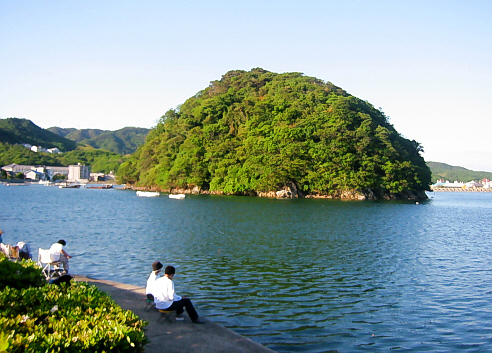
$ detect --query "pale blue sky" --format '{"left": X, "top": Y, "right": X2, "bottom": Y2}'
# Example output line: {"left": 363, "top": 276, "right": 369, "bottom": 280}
{"left": 1, "top": 1, "right": 491, "bottom": 173}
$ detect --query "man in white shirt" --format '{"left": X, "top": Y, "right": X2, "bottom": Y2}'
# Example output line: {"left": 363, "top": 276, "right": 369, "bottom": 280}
{"left": 49, "top": 239, "right": 71, "bottom": 274}
{"left": 153, "top": 265, "right": 205, "bottom": 324}
{"left": 146, "top": 261, "right": 163, "bottom": 299}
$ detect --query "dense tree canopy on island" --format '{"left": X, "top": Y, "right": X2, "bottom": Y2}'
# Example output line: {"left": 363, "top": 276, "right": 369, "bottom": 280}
{"left": 118, "top": 68, "right": 431, "bottom": 199}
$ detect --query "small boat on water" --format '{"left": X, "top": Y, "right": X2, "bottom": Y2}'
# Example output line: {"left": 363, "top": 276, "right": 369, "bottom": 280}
{"left": 169, "top": 194, "right": 185, "bottom": 199}
{"left": 59, "top": 183, "right": 81, "bottom": 189}
{"left": 86, "top": 184, "right": 113, "bottom": 189}
{"left": 136, "top": 191, "right": 160, "bottom": 197}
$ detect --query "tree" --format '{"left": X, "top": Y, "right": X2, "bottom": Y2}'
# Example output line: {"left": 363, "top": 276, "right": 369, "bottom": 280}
{"left": 116, "top": 68, "right": 431, "bottom": 198}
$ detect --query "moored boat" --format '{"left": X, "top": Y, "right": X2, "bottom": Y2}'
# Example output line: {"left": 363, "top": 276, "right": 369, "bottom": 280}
{"left": 86, "top": 184, "right": 113, "bottom": 189}
{"left": 136, "top": 191, "right": 160, "bottom": 197}
{"left": 169, "top": 194, "right": 185, "bottom": 199}
{"left": 59, "top": 183, "right": 81, "bottom": 189}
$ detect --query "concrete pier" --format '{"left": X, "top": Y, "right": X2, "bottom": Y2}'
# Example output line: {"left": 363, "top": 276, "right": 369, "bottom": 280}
{"left": 72, "top": 275, "right": 275, "bottom": 353}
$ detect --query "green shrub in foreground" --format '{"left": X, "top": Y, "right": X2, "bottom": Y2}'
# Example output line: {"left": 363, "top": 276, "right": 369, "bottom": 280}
{"left": 0, "top": 255, "right": 149, "bottom": 352}
{"left": 0, "top": 281, "right": 149, "bottom": 352}
{"left": 0, "top": 253, "right": 46, "bottom": 291}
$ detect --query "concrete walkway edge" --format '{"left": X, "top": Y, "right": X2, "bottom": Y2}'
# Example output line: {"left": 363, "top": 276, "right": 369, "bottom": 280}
{"left": 73, "top": 275, "right": 276, "bottom": 353}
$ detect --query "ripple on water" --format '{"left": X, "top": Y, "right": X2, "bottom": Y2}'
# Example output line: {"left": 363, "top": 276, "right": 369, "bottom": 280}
{"left": 3, "top": 189, "right": 492, "bottom": 352}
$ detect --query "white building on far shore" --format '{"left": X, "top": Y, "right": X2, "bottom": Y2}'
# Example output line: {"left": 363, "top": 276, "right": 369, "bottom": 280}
{"left": 432, "top": 180, "right": 465, "bottom": 188}
{"left": 68, "top": 164, "right": 90, "bottom": 182}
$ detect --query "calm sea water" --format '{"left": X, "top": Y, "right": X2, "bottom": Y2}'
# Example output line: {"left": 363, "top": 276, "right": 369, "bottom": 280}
{"left": 2, "top": 185, "right": 492, "bottom": 352}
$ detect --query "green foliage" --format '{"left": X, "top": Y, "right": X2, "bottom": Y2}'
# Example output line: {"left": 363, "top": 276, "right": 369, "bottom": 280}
{"left": 59, "top": 148, "right": 125, "bottom": 174}
{"left": 52, "top": 173, "right": 67, "bottom": 181}
{"left": 79, "top": 127, "right": 150, "bottom": 155}
{"left": 428, "top": 162, "right": 492, "bottom": 183}
{"left": 118, "top": 68, "right": 431, "bottom": 197}
{"left": 0, "top": 254, "right": 46, "bottom": 290}
{"left": 0, "top": 118, "right": 77, "bottom": 151}
{"left": 0, "top": 284, "right": 148, "bottom": 352}
{"left": 0, "top": 143, "right": 62, "bottom": 167}
{"left": 0, "top": 255, "right": 148, "bottom": 352}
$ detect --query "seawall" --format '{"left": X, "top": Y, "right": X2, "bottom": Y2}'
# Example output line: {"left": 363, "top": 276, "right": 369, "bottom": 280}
{"left": 72, "top": 275, "right": 275, "bottom": 353}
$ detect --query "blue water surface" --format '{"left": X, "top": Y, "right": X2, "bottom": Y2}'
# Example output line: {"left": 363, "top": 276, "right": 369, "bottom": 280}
{"left": 2, "top": 185, "right": 492, "bottom": 352}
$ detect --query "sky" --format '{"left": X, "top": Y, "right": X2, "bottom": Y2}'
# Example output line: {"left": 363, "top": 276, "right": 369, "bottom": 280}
{"left": 1, "top": 1, "right": 491, "bottom": 173}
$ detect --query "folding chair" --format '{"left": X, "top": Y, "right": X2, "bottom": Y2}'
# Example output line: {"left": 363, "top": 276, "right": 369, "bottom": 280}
{"left": 142, "top": 294, "right": 155, "bottom": 312}
{"left": 37, "top": 248, "right": 64, "bottom": 280}
{"left": 158, "top": 309, "right": 176, "bottom": 323}
{"left": 0, "top": 244, "right": 19, "bottom": 261}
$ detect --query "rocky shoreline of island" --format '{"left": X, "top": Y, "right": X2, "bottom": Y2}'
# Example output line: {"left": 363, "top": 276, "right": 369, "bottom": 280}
{"left": 129, "top": 184, "right": 428, "bottom": 201}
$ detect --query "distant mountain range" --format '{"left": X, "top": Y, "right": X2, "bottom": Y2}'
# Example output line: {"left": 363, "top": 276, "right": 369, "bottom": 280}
{"left": 0, "top": 118, "right": 149, "bottom": 155}
{"left": 47, "top": 126, "right": 150, "bottom": 155}
{"left": 427, "top": 162, "right": 492, "bottom": 183}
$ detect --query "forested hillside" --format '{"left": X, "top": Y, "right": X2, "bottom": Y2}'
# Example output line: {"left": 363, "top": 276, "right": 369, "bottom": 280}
{"left": 48, "top": 127, "right": 149, "bottom": 155}
{"left": 48, "top": 127, "right": 106, "bottom": 141}
{"left": 0, "top": 119, "right": 142, "bottom": 173}
{"left": 118, "top": 68, "right": 431, "bottom": 199}
{"left": 0, "top": 118, "right": 77, "bottom": 151}
{"left": 428, "top": 162, "right": 492, "bottom": 182}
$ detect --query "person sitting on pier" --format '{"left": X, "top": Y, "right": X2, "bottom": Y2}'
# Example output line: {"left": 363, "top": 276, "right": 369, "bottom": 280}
{"left": 153, "top": 265, "right": 205, "bottom": 324}
{"left": 146, "top": 261, "right": 163, "bottom": 300}
{"left": 49, "top": 239, "right": 72, "bottom": 274}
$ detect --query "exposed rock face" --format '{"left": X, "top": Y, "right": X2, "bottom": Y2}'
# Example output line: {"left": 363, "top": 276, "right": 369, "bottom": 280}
{"left": 131, "top": 184, "right": 427, "bottom": 201}
{"left": 258, "top": 181, "right": 301, "bottom": 199}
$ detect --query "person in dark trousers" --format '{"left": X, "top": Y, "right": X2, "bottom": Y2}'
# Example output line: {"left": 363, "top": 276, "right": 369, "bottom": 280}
{"left": 153, "top": 265, "right": 205, "bottom": 324}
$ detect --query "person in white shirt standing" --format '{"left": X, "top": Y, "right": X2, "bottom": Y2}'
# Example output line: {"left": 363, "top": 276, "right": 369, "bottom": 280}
{"left": 49, "top": 239, "right": 71, "bottom": 274}
{"left": 146, "top": 261, "right": 163, "bottom": 300}
{"left": 153, "top": 265, "right": 205, "bottom": 324}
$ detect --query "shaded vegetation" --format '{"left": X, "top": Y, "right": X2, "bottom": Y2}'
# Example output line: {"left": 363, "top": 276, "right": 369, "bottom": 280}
{"left": 118, "top": 68, "right": 431, "bottom": 198}
{"left": 0, "top": 143, "right": 62, "bottom": 166}
{"left": 0, "top": 118, "right": 77, "bottom": 151}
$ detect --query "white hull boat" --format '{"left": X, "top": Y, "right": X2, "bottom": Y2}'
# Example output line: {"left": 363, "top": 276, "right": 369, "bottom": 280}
{"left": 136, "top": 191, "right": 160, "bottom": 197}
{"left": 169, "top": 194, "right": 185, "bottom": 199}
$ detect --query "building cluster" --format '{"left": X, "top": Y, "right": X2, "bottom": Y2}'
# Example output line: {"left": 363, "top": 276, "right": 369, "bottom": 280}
{"left": 1, "top": 163, "right": 115, "bottom": 182}
{"left": 21, "top": 143, "right": 61, "bottom": 154}
{"left": 432, "top": 178, "right": 492, "bottom": 189}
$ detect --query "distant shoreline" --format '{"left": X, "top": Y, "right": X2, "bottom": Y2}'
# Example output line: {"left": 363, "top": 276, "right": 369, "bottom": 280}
{"left": 430, "top": 187, "right": 492, "bottom": 192}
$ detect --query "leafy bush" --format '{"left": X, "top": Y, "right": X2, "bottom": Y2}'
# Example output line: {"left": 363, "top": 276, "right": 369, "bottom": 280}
{"left": 0, "top": 253, "right": 46, "bottom": 290}
{"left": 0, "top": 255, "right": 149, "bottom": 352}
{"left": 0, "top": 283, "right": 148, "bottom": 352}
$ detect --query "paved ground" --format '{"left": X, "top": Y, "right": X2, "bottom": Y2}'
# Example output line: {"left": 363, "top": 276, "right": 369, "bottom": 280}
{"left": 72, "top": 275, "right": 276, "bottom": 353}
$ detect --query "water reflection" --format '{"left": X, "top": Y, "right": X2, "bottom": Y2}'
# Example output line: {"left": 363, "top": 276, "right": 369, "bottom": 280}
{"left": 2, "top": 187, "right": 492, "bottom": 352}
